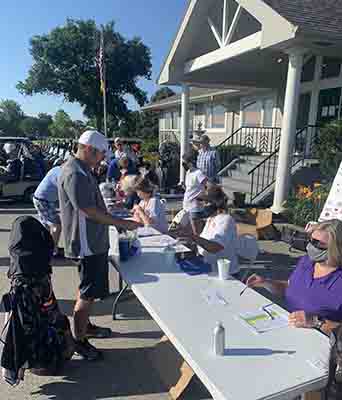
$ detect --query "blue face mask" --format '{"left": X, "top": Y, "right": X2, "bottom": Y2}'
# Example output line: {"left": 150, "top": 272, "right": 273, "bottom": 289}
{"left": 306, "top": 242, "right": 328, "bottom": 263}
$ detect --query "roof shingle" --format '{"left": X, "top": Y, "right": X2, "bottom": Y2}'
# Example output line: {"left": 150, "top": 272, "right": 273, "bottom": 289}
{"left": 264, "top": 0, "right": 342, "bottom": 39}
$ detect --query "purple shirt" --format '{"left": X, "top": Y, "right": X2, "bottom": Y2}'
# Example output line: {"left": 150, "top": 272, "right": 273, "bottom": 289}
{"left": 285, "top": 256, "right": 342, "bottom": 322}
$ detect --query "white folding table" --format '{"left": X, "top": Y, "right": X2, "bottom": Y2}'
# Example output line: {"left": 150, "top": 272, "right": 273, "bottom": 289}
{"left": 108, "top": 229, "right": 330, "bottom": 400}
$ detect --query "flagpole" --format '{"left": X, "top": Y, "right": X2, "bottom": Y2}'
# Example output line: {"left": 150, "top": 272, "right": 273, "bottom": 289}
{"left": 103, "top": 61, "right": 108, "bottom": 137}
{"left": 100, "top": 28, "right": 108, "bottom": 137}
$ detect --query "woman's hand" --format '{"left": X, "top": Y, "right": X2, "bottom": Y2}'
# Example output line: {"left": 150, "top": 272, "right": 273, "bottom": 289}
{"left": 288, "top": 311, "right": 315, "bottom": 328}
{"left": 246, "top": 274, "right": 267, "bottom": 288}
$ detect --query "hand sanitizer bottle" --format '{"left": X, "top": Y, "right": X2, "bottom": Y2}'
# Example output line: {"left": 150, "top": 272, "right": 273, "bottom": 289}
{"left": 213, "top": 322, "right": 225, "bottom": 356}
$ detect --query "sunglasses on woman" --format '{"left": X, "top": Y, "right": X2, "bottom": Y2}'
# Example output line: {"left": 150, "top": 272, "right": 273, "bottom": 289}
{"left": 309, "top": 238, "right": 328, "bottom": 251}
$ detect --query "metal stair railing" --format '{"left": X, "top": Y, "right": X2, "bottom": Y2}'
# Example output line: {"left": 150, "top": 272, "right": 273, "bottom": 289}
{"left": 248, "top": 125, "right": 320, "bottom": 203}
{"left": 216, "top": 126, "right": 282, "bottom": 176}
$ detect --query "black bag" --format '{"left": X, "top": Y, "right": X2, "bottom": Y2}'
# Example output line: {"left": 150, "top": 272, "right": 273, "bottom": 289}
{"left": 281, "top": 226, "right": 308, "bottom": 252}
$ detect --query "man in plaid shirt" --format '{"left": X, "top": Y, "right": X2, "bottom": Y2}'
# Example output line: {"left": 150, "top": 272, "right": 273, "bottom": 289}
{"left": 196, "top": 135, "right": 221, "bottom": 183}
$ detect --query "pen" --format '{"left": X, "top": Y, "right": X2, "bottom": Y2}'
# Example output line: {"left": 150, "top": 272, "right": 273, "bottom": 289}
{"left": 263, "top": 306, "right": 275, "bottom": 320}
{"left": 239, "top": 286, "right": 248, "bottom": 297}
{"left": 239, "top": 269, "right": 251, "bottom": 296}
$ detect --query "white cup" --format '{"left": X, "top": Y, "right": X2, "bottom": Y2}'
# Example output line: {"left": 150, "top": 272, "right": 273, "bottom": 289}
{"left": 217, "top": 259, "right": 231, "bottom": 280}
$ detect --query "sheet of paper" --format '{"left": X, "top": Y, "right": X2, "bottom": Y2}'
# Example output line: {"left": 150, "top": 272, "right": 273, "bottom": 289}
{"left": 140, "top": 235, "right": 191, "bottom": 253}
{"left": 239, "top": 306, "right": 288, "bottom": 334}
{"left": 137, "top": 226, "right": 161, "bottom": 237}
{"left": 201, "top": 286, "right": 228, "bottom": 306}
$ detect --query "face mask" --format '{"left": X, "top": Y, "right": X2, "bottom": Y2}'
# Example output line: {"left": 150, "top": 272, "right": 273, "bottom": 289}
{"left": 306, "top": 242, "right": 328, "bottom": 263}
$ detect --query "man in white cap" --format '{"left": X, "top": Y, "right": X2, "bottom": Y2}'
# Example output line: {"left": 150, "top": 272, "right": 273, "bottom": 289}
{"left": 58, "top": 130, "right": 140, "bottom": 361}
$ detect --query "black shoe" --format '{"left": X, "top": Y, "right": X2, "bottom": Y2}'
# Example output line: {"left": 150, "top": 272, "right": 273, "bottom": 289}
{"left": 86, "top": 323, "right": 112, "bottom": 339}
{"left": 74, "top": 339, "right": 103, "bottom": 361}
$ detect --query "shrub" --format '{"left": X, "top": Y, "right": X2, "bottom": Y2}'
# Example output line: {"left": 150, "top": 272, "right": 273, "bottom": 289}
{"left": 286, "top": 184, "right": 330, "bottom": 227}
{"left": 315, "top": 120, "right": 342, "bottom": 179}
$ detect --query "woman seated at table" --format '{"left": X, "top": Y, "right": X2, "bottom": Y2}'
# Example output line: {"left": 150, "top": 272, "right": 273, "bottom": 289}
{"left": 132, "top": 177, "right": 168, "bottom": 233}
{"left": 119, "top": 175, "right": 140, "bottom": 210}
{"left": 176, "top": 186, "right": 240, "bottom": 277}
{"left": 247, "top": 219, "right": 342, "bottom": 335}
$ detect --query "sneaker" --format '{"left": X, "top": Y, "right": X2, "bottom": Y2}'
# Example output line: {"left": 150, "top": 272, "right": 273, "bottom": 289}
{"left": 74, "top": 339, "right": 103, "bottom": 361}
{"left": 86, "top": 322, "right": 112, "bottom": 339}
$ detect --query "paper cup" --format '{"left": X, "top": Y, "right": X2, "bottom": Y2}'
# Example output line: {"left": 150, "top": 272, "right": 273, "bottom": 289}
{"left": 217, "top": 259, "right": 231, "bottom": 280}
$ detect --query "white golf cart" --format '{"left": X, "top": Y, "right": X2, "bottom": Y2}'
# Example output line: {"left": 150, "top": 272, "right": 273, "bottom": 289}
{"left": 0, "top": 137, "right": 42, "bottom": 203}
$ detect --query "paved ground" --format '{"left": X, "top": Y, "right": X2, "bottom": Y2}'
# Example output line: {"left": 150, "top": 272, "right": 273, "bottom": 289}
{"left": 0, "top": 207, "right": 305, "bottom": 400}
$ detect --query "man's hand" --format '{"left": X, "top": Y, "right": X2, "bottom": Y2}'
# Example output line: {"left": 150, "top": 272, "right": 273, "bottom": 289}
{"left": 246, "top": 274, "right": 267, "bottom": 288}
{"left": 288, "top": 311, "right": 315, "bottom": 328}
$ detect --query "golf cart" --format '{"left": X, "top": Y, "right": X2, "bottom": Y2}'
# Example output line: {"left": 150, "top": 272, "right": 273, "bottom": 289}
{"left": 0, "top": 137, "right": 42, "bottom": 203}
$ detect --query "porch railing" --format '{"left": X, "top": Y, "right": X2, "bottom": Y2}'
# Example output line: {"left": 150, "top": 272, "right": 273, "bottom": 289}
{"left": 159, "top": 130, "right": 181, "bottom": 145}
{"left": 248, "top": 125, "right": 320, "bottom": 203}
{"left": 216, "top": 126, "right": 282, "bottom": 175}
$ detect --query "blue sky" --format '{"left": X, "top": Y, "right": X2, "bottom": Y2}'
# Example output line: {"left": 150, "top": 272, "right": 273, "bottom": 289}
{"left": 0, "top": 0, "right": 186, "bottom": 120}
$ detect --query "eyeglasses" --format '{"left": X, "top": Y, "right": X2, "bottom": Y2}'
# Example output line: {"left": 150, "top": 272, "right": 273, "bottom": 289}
{"left": 309, "top": 238, "right": 328, "bottom": 251}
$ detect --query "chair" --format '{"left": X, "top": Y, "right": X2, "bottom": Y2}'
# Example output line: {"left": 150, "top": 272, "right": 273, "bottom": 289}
{"left": 237, "top": 234, "right": 259, "bottom": 279}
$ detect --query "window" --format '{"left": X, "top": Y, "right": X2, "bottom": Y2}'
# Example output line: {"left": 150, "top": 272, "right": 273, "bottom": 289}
{"left": 172, "top": 111, "right": 179, "bottom": 129}
{"left": 301, "top": 56, "right": 316, "bottom": 83}
{"left": 263, "top": 99, "right": 274, "bottom": 126}
{"left": 212, "top": 105, "right": 226, "bottom": 128}
{"left": 321, "top": 57, "right": 342, "bottom": 79}
{"left": 205, "top": 104, "right": 226, "bottom": 129}
{"left": 242, "top": 101, "right": 262, "bottom": 127}
{"left": 164, "top": 112, "right": 172, "bottom": 129}
{"left": 242, "top": 98, "right": 275, "bottom": 127}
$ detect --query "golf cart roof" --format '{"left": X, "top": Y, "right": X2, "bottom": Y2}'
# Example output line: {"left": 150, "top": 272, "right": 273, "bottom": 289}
{"left": 0, "top": 137, "right": 31, "bottom": 143}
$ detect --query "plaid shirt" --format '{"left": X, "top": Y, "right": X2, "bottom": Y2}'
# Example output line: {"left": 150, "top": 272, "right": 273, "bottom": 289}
{"left": 196, "top": 147, "right": 220, "bottom": 180}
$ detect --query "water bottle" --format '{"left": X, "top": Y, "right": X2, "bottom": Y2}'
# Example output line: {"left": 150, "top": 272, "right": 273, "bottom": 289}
{"left": 213, "top": 322, "right": 225, "bottom": 356}
{"left": 164, "top": 244, "right": 176, "bottom": 267}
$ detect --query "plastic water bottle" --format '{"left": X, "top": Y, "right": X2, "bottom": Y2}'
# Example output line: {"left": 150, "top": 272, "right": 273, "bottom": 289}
{"left": 213, "top": 322, "right": 225, "bottom": 356}
{"left": 164, "top": 244, "right": 176, "bottom": 267}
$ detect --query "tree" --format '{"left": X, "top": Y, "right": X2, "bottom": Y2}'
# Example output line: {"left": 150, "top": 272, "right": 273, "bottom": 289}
{"left": 17, "top": 19, "right": 152, "bottom": 130}
{"left": 315, "top": 120, "right": 342, "bottom": 179}
{"left": 20, "top": 116, "right": 41, "bottom": 137}
{"left": 37, "top": 113, "right": 53, "bottom": 137}
{"left": 0, "top": 100, "right": 25, "bottom": 136}
{"left": 150, "top": 87, "right": 175, "bottom": 103}
{"left": 49, "top": 110, "right": 76, "bottom": 138}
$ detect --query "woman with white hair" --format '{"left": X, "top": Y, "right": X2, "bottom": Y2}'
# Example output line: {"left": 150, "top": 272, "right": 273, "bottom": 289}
{"left": 247, "top": 219, "right": 342, "bottom": 335}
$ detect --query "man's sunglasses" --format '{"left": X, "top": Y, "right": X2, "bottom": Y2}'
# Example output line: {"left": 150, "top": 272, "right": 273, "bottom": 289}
{"left": 309, "top": 238, "right": 328, "bottom": 251}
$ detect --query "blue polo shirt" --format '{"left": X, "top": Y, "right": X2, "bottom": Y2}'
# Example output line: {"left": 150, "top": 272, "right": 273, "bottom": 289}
{"left": 285, "top": 255, "right": 342, "bottom": 322}
{"left": 34, "top": 166, "right": 61, "bottom": 203}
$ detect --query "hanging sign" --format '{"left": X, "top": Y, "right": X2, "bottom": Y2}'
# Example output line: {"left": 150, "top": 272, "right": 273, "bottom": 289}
{"left": 319, "top": 161, "right": 342, "bottom": 221}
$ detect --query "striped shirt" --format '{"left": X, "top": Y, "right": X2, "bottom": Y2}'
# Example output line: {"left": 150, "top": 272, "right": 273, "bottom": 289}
{"left": 196, "top": 147, "right": 220, "bottom": 181}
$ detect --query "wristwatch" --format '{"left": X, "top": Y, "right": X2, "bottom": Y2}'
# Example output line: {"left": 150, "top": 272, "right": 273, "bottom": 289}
{"left": 312, "top": 315, "right": 325, "bottom": 330}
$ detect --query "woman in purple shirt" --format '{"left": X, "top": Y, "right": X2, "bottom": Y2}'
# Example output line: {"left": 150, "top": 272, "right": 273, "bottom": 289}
{"left": 247, "top": 220, "right": 342, "bottom": 335}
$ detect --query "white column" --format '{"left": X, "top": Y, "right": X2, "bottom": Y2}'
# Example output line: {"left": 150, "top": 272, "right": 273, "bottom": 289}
{"left": 305, "top": 56, "right": 322, "bottom": 156}
{"left": 271, "top": 49, "right": 305, "bottom": 214}
{"left": 180, "top": 84, "right": 190, "bottom": 184}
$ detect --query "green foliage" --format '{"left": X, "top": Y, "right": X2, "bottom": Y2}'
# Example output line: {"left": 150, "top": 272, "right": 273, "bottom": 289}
{"left": 286, "top": 185, "right": 330, "bottom": 227}
{"left": 20, "top": 113, "right": 53, "bottom": 138}
{"left": 17, "top": 19, "right": 152, "bottom": 129}
{"left": 0, "top": 99, "right": 25, "bottom": 136}
{"left": 150, "top": 87, "right": 175, "bottom": 103}
{"left": 49, "top": 110, "right": 76, "bottom": 138}
{"left": 141, "top": 137, "right": 159, "bottom": 154}
{"left": 315, "top": 120, "right": 342, "bottom": 179}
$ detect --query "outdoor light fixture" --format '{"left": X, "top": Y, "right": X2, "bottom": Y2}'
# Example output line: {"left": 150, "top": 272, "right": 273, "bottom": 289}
{"left": 277, "top": 58, "right": 283, "bottom": 64}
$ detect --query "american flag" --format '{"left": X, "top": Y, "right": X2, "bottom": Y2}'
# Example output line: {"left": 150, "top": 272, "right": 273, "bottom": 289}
{"left": 97, "top": 29, "right": 106, "bottom": 94}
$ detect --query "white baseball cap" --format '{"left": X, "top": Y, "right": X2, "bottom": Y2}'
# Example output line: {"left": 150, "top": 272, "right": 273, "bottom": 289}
{"left": 78, "top": 130, "right": 108, "bottom": 153}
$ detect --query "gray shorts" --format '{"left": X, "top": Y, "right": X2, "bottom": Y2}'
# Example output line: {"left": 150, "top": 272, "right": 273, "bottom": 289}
{"left": 76, "top": 253, "right": 109, "bottom": 300}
